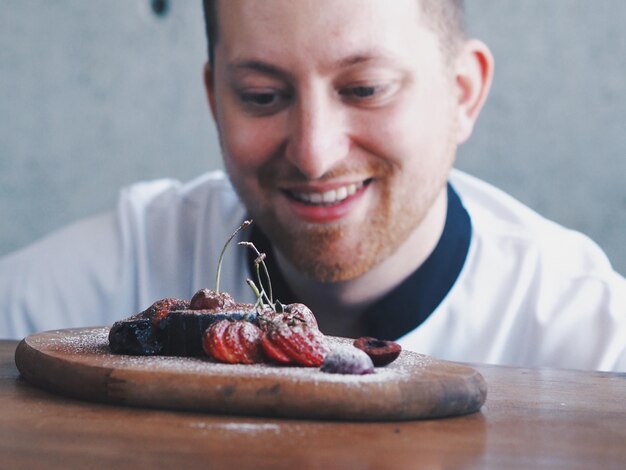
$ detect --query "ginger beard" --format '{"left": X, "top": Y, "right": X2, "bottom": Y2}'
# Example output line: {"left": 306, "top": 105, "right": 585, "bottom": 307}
{"left": 223, "top": 133, "right": 458, "bottom": 283}
{"left": 260, "top": 159, "right": 397, "bottom": 283}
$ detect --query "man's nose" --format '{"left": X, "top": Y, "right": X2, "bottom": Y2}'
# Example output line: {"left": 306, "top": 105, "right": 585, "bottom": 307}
{"left": 284, "top": 91, "right": 350, "bottom": 180}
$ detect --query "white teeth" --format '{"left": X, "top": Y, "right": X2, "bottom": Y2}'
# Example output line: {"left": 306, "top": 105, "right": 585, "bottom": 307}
{"left": 336, "top": 186, "right": 348, "bottom": 200}
{"left": 291, "top": 182, "right": 363, "bottom": 205}
{"left": 322, "top": 190, "right": 336, "bottom": 203}
{"left": 309, "top": 193, "right": 323, "bottom": 203}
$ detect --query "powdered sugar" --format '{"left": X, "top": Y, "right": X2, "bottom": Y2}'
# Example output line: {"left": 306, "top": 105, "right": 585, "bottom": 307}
{"left": 34, "top": 327, "right": 110, "bottom": 355}
{"left": 189, "top": 422, "right": 282, "bottom": 434}
{"left": 31, "top": 327, "right": 433, "bottom": 383}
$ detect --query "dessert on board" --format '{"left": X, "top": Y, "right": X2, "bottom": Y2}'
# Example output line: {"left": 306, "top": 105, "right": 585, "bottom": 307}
{"left": 109, "top": 221, "right": 401, "bottom": 374}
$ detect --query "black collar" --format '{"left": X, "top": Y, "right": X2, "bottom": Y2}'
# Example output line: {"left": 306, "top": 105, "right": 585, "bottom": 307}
{"left": 247, "top": 183, "right": 472, "bottom": 340}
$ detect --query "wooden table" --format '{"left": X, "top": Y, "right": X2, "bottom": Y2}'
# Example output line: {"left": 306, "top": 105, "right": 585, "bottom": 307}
{"left": 1, "top": 340, "right": 624, "bottom": 469}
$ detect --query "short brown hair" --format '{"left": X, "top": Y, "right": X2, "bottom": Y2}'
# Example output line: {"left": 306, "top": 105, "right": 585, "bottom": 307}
{"left": 202, "top": 0, "right": 466, "bottom": 67}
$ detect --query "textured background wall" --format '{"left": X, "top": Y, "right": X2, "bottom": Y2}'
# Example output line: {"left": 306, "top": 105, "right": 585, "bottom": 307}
{"left": 459, "top": 0, "right": 626, "bottom": 275}
{"left": 1, "top": 0, "right": 625, "bottom": 275}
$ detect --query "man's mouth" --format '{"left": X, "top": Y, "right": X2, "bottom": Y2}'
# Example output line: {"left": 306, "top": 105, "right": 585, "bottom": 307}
{"left": 284, "top": 179, "right": 371, "bottom": 206}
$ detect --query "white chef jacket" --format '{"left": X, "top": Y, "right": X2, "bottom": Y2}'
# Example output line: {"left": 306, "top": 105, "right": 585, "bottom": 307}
{"left": 1, "top": 169, "right": 624, "bottom": 371}
{"left": 400, "top": 172, "right": 626, "bottom": 371}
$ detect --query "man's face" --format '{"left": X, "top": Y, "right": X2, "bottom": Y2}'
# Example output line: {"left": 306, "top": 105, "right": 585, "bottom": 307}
{"left": 208, "top": 0, "right": 461, "bottom": 282}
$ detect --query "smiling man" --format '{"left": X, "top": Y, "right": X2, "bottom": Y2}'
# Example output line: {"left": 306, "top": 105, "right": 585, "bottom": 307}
{"left": 204, "top": 0, "right": 492, "bottom": 336}
{"left": 0, "top": 0, "right": 624, "bottom": 371}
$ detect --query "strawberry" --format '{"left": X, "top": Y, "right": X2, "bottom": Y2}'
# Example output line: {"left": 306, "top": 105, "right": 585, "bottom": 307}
{"left": 281, "top": 303, "right": 318, "bottom": 329}
{"left": 260, "top": 333, "right": 294, "bottom": 365}
{"left": 263, "top": 323, "right": 328, "bottom": 367}
{"left": 257, "top": 303, "right": 318, "bottom": 331}
{"left": 203, "top": 319, "right": 264, "bottom": 364}
{"left": 221, "top": 321, "right": 244, "bottom": 363}
{"left": 232, "top": 321, "right": 264, "bottom": 364}
{"left": 203, "top": 319, "right": 233, "bottom": 362}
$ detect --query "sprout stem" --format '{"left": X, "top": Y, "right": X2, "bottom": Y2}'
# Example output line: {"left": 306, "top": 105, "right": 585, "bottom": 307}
{"left": 216, "top": 220, "right": 252, "bottom": 293}
{"left": 246, "top": 278, "right": 266, "bottom": 309}
{"left": 245, "top": 278, "right": 261, "bottom": 299}
{"left": 238, "top": 241, "right": 273, "bottom": 305}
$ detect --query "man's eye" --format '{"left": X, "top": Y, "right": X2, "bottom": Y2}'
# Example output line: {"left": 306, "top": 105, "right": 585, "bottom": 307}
{"left": 235, "top": 88, "right": 293, "bottom": 116}
{"left": 338, "top": 83, "right": 398, "bottom": 106}
{"left": 235, "top": 88, "right": 292, "bottom": 116}
{"left": 240, "top": 92, "right": 280, "bottom": 106}
{"left": 340, "top": 86, "right": 377, "bottom": 98}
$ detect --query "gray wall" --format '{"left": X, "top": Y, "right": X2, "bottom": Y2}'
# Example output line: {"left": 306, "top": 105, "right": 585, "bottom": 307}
{"left": 459, "top": 1, "right": 626, "bottom": 275}
{"left": 1, "top": 0, "right": 625, "bottom": 275}
{"left": 0, "top": 0, "right": 220, "bottom": 254}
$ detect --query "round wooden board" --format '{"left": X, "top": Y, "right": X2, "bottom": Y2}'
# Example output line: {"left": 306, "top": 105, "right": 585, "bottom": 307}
{"left": 15, "top": 327, "right": 487, "bottom": 421}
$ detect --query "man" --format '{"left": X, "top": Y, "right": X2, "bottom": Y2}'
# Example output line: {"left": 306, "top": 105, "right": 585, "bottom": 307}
{"left": 203, "top": 0, "right": 486, "bottom": 335}
{"left": 1, "top": 0, "right": 624, "bottom": 371}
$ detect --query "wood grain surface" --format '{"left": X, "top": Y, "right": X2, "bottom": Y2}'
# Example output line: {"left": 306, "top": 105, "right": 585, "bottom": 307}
{"left": 14, "top": 327, "right": 487, "bottom": 421}
{"left": 3, "top": 340, "right": 626, "bottom": 469}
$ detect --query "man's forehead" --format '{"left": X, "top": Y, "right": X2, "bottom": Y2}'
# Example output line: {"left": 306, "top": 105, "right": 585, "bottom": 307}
{"left": 216, "top": 0, "right": 423, "bottom": 37}
{"left": 215, "top": 0, "right": 426, "bottom": 64}
{"left": 215, "top": 0, "right": 422, "bottom": 15}
{"left": 224, "top": 51, "right": 407, "bottom": 82}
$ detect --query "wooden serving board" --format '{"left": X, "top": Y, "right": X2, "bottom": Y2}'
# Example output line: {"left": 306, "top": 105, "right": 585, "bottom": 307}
{"left": 15, "top": 327, "right": 487, "bottom": 421}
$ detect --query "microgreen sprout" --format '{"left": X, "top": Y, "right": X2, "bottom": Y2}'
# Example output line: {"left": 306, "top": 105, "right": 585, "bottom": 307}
{"left": 215, "top": 219, "right": 252, "bottom": 294}
{"left": 238, "top": 241, "right": 274, "bottom": 308}
{"left": 245, "top": 278, "right": 266, "bottom": 309}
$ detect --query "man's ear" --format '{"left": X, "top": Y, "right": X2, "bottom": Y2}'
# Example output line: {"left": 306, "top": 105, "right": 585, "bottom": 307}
{"left": 454, "top": 39, "right": 494, "bottom": 144}
{"left": 203, "top": 62, "right": 218, "bottom": 121}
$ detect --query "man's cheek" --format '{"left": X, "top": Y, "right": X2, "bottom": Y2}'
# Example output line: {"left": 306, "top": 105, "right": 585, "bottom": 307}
{"left": 224, "top": 126, "right": 280, "bottom": 169}
{"left": 221, "top": 135, "right": 261, "bottom": 173}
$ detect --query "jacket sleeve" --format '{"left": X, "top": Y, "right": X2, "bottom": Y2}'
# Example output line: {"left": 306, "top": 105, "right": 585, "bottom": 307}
{"left": 0, "top": 210, "right": 134, "bottom": 340}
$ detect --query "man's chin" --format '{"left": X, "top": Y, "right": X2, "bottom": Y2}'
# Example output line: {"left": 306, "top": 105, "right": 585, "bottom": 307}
{"left": 250, "top": 205, "right": 388, "bottom": 282}
{"left": 289, "top": 256, "right": 362, "bottom": 283}
{"left": 276, "top": 230, "right": 383, "bottom": 283}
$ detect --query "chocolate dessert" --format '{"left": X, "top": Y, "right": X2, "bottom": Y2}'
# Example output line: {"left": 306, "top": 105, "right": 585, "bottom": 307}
{"left": 108, "top": 291, "right": 257, "bottom": 356}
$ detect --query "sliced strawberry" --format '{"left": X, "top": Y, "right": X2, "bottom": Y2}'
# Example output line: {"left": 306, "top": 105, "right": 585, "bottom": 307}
{"left": 236, "top": 321, "right": 264, "bottom": 364}
{"left": 202, "top": 321, "right": 220, "bottom": 360}
{"left": 221, "top": 321, "right": 244, "bottom": 363}
{"left": 260, "top": 333, "right": 294, "bottom": 365}
{"left": 204, "top": 320, "right": 265, "bottom": 364}
{"left": 221, "top": 321, "right": 243, "bottom": 362}
{"left": 268, "top": 324, "right": 328, "bottom": 367}
{"left": 202, "top": 319, "right": 231, "bottom": 362}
